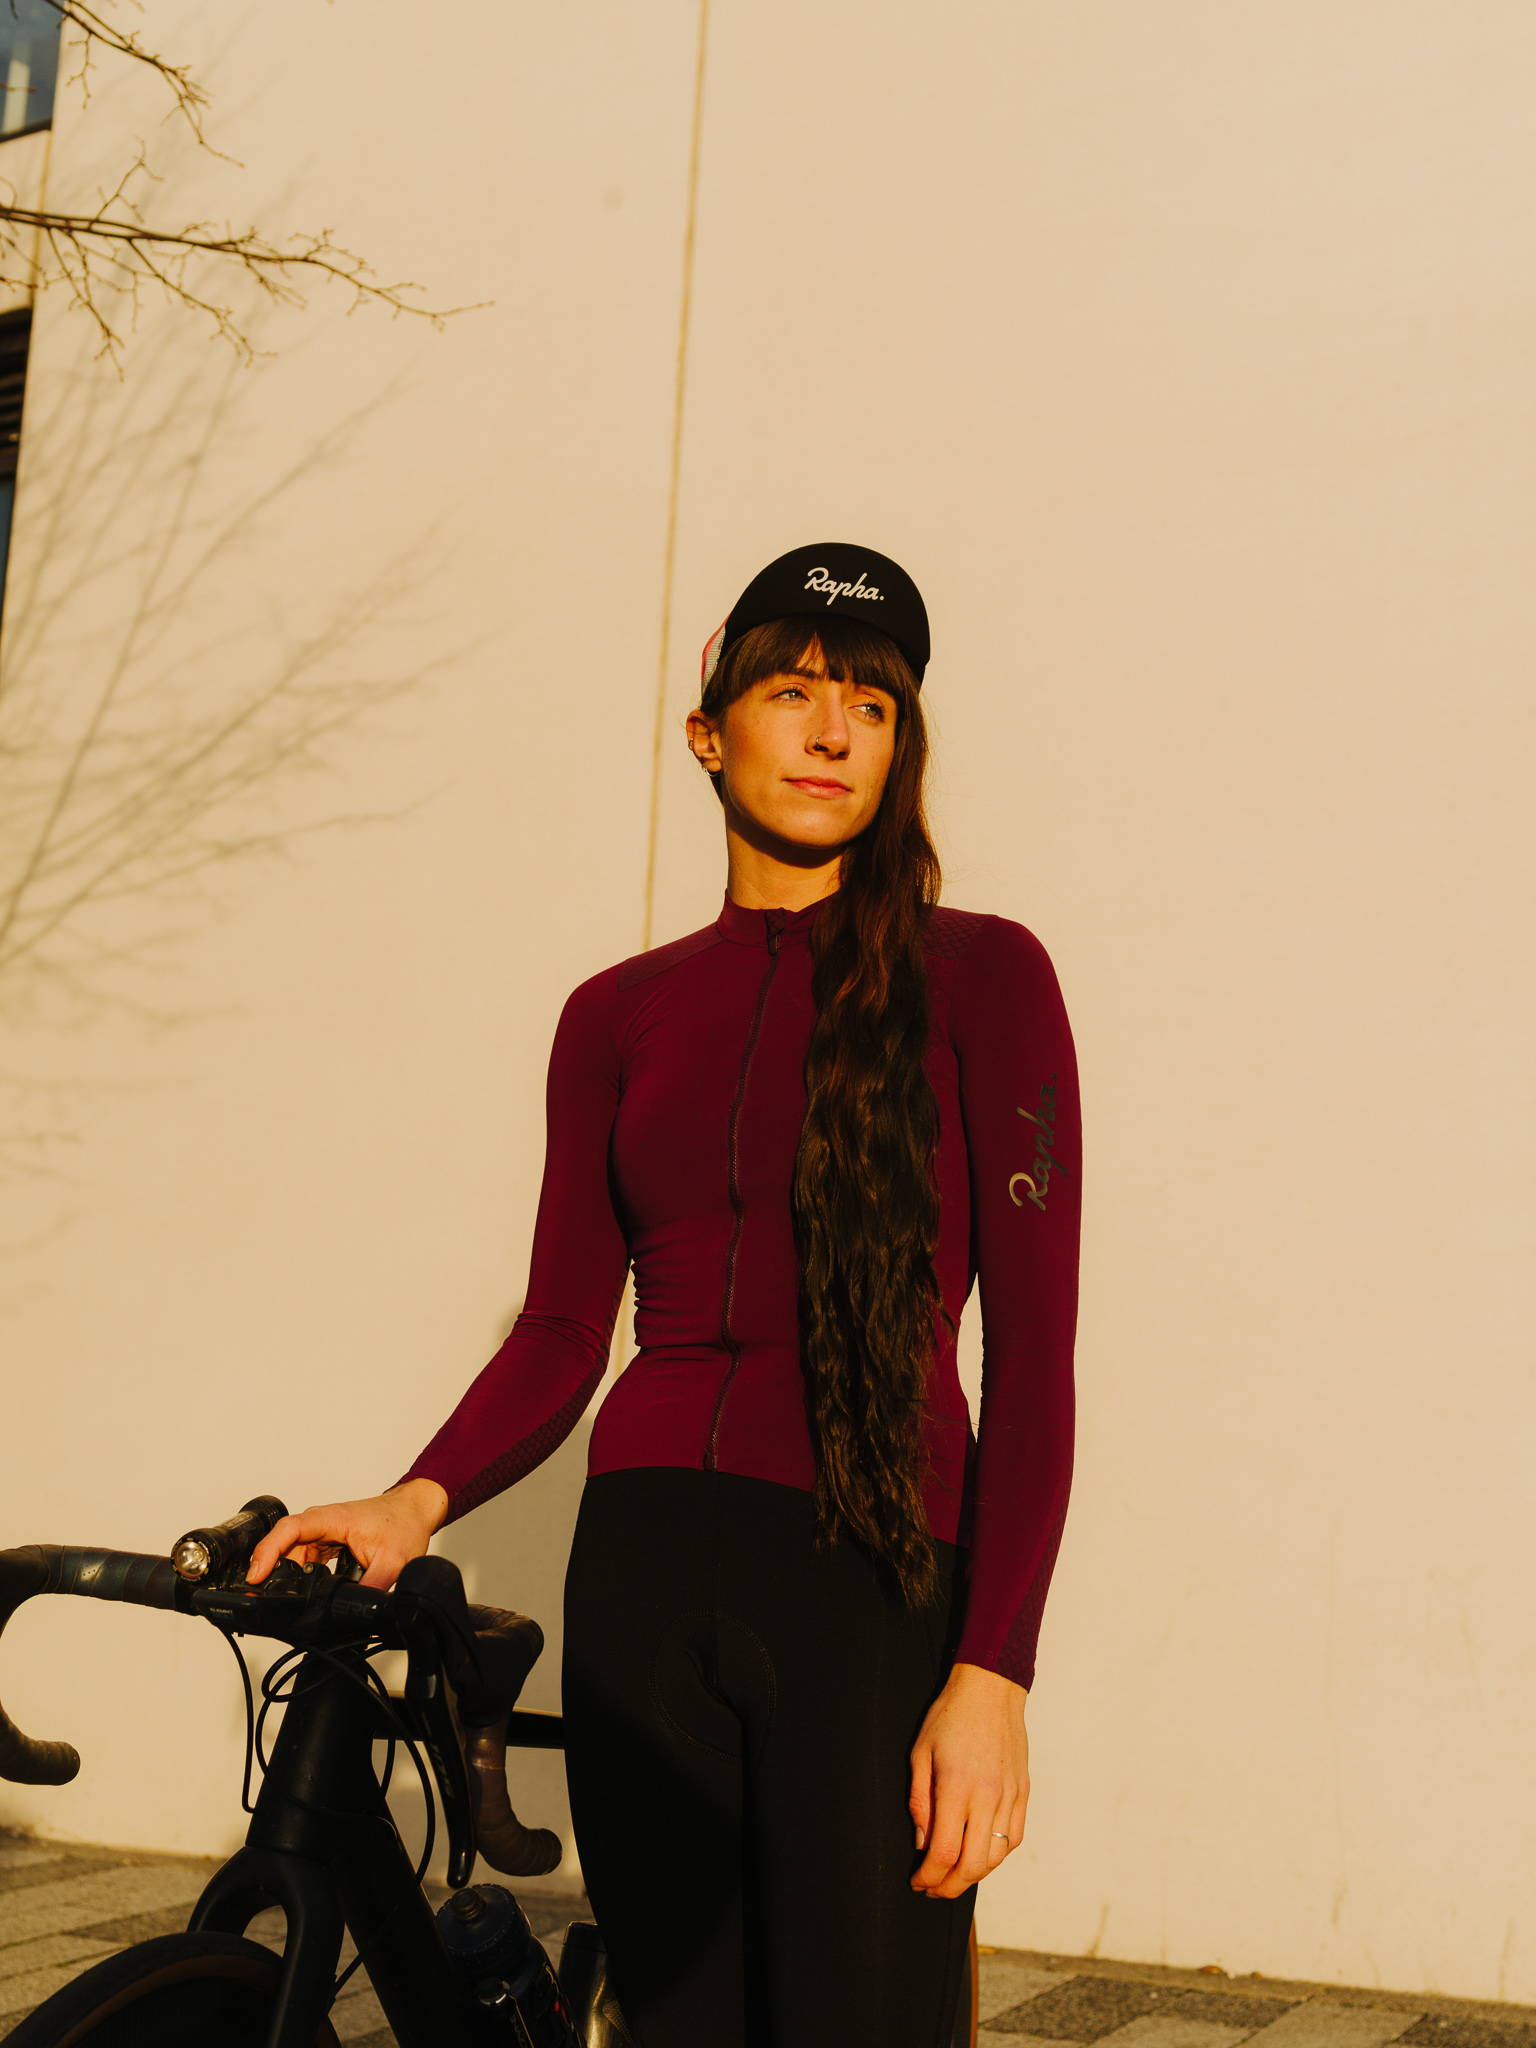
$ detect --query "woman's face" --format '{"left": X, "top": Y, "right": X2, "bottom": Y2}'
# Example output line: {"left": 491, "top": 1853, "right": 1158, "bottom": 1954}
{"left": 690, "top": 639, "right": 898, "bottom": 853}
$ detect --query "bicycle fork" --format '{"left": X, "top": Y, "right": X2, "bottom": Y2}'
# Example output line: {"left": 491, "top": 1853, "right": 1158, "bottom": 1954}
{"left": 187, "top": 1646, "right": 484, "bottom": 2048}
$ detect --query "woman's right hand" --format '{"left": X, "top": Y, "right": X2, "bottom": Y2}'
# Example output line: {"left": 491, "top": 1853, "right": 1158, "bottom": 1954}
{"left": 245, "top": 1478, "right": 450, "bottom": 1592}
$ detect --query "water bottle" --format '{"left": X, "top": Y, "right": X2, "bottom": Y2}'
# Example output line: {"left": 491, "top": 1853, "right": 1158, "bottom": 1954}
{"left": 436, "top": 1882, "right": 582, "bottom": 2045}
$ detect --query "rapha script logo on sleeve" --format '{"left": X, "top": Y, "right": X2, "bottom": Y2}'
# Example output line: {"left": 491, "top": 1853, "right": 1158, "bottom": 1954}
{"left": 1009, "top": 1075, "right": 1065, "bottom": 1213}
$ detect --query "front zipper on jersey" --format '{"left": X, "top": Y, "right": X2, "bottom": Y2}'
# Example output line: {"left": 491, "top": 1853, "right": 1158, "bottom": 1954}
{"left": 704, "top": 911, "right": 786, "bottom": 1470}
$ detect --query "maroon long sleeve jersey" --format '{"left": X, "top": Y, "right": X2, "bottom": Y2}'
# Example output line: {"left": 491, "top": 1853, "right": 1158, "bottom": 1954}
{"left": 397, "top": 890, "right": 1082, "bottom": 1692}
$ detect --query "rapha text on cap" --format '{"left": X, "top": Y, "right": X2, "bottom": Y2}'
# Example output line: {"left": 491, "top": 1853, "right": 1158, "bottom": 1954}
{"left": 700, "top": 542, "right": 930, "bottom": 690}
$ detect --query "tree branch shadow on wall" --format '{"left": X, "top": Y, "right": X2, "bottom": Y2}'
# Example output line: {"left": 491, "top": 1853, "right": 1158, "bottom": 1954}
{"left": 0, "top": 289, "right": 497, "bottom": 1244}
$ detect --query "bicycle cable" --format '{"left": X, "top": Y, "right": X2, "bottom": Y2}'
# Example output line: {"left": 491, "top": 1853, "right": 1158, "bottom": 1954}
{"left": 213, "top": 1621, "right": 442, "bottom": 1999}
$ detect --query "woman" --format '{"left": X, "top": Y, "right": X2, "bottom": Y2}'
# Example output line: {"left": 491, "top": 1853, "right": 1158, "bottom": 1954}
{"left": 247, "top": 541, "right": 1083, "bottom": 2048}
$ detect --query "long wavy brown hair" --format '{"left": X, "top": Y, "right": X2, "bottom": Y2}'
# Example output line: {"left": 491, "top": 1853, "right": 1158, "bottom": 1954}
{"left": 698, "top": 613, "right": 953, "bottom": 1611}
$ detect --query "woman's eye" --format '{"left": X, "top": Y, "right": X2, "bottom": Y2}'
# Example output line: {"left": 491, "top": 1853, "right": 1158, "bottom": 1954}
{"left": 771, "top": 686, "right": 885, "bottom": 720}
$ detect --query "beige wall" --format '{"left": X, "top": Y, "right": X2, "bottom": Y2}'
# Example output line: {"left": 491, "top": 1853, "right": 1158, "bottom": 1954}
{"left": 1, "top": 0, "right": 1531, "bottom": 2002}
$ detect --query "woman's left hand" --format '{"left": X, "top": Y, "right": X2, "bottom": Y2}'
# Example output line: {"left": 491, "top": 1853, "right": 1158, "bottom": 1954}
{"left": 908, "top": 1660, "right": 1030, "bottom": 1898}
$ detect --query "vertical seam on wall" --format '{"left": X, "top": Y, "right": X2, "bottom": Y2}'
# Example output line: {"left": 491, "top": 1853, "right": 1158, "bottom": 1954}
{"left": 640, "top": 0, "right": 711, "bottom": 954}
{"left": 612, "top": 0, "right": 712, "bottom": 1383}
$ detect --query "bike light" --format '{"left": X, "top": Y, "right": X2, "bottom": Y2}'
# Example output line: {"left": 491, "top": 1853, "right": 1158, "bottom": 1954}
{"left": 169, "top": 1497, "right": 287, "bottom": 1587}
{"left": 172, "top": 1537, "right": 212, "bottom": 1581}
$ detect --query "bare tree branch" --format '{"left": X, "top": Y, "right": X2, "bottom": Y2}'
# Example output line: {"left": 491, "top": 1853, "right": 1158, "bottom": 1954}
{"left": 0, "top": 2, "right": 492, "bottom": 366}
{"left": 45, "top": 0, "right": 219, "bottom": 148}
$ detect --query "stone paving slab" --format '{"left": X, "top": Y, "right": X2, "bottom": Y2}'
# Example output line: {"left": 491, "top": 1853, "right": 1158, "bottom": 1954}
{"left": 0, "top": 1863, "right": 207, "bottom": 1951}
{"left": 980, "top": 1963, "right": 1077, "bottom": 2025}
{"left": 61, "top": 1899, "right": 212, "bottom": 1947}
{"left": 990, "top": 1972, "right": 1306, "bottom": 2040}
{"left": 994, "top": 1949, "right": 1536, "bottom": 2047}
{"left": 0, "top": 1852, "right": 119, "bottom": 1900}
{"left": 0, "top": 1934, "right": 120, "bottom": 1986}
{"left": 0, "top": 1934, "right": 137, "bottom": 2027}
{"left": 3, "top": 1831, "right": 1535, "bottom": 2046}
{"left": 1146, "top": 1993, "right": 1312, "bottom": 2031}
{"left": 330, "top": 1982, "right": 391, "bottom": 2041}
{"left": 1242, "top": 2005, "right": 1429, "bottom": 2048}
{"left": 1091, "top": 2018, "right": 1255, "bottom": 2048}
{"left": 992, "top": 1974, "right": 1166, "bottom": 2038}
{"left": 1394, "top": 2023, "right": 1536, "bottom": 2048}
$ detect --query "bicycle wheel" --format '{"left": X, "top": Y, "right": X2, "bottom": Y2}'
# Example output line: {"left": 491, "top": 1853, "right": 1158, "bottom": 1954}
{"left": 6, "top": 1930, "right": 342, "bottom": 2047}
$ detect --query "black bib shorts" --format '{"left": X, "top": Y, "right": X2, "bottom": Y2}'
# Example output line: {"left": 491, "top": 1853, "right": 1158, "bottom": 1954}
{"left": 560, "top": 1464, "right": 976, "bottom": 2048}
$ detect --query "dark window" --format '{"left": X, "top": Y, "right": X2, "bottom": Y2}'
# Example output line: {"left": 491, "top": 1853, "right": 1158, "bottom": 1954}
{"left": 0, "top": 309, "right": 31, "bottom": 624}
{"left": 0, "top": 0, "right": 60, "bottom": 140}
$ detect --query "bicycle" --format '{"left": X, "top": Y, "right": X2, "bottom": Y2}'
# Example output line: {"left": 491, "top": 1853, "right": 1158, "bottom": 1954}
{"left": 0, "top": 1494, "right": 981, "bottom": 2047}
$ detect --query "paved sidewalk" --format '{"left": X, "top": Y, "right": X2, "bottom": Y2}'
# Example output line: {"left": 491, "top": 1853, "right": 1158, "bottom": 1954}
{"left": 3, "top": 1830, "right": 1533, "bottom": 2047}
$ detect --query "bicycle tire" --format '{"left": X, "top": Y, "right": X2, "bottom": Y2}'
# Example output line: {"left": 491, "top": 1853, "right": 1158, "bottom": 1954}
{"left": 5, "top": 1930, "right": 342, "bottom": 2048}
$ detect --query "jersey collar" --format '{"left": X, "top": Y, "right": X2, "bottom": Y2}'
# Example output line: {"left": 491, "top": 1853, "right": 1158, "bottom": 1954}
{"left": 715, "top": 890, "right": 836, "bottom": 949}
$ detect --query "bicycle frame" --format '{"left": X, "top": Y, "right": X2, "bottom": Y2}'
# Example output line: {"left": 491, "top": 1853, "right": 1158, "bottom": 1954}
{"left": 0, "top": 1532, "right": 582, "bottom": 2048}
{"left": 1, "top": 1516, "right": 975, "bottom": 2047}
{"left": 186, "top": 1641, "right": 483, "bottom": 2048}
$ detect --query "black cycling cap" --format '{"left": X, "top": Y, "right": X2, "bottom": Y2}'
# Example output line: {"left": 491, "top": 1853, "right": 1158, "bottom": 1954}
{"left": 700, "top": 542, "right": 930, "bottom": 691}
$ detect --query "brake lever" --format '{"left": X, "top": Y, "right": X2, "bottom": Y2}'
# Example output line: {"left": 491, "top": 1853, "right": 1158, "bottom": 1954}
{"left": 394, "top": 1555, "right": 480, "bottom": 1890}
